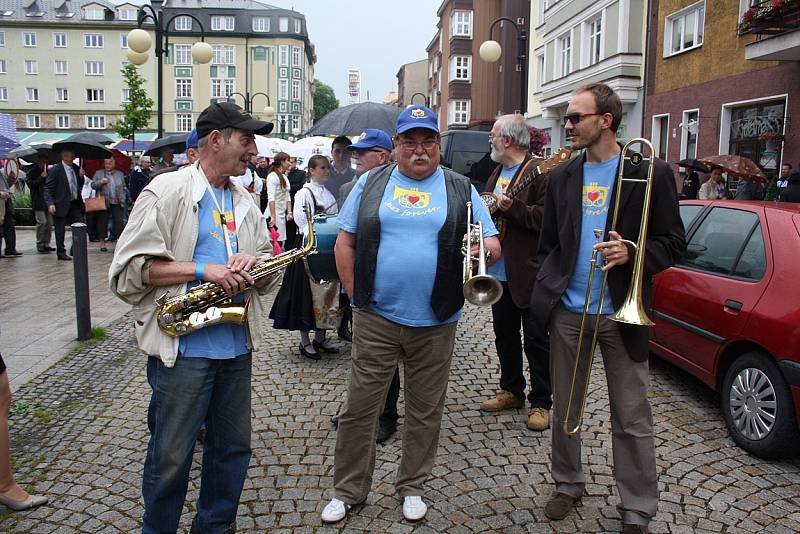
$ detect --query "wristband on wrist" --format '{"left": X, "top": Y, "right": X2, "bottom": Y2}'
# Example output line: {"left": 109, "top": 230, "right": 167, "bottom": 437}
{"left": 195, "top": 262, "right": 205, "bottom": 281}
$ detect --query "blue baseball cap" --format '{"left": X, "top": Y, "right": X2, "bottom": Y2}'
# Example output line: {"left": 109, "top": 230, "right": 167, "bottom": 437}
{"left": 186, "top": 128, "right": 199, "bottom": 149}
{"left": 348, "top": 129, "right": 393, "bottom": 151}
{"left": 396, "top": 105, "right": 439, "bottom": 135}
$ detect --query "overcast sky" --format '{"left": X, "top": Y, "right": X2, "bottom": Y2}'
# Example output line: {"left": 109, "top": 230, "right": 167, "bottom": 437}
{"left": 283, "top": 0, "right": 439, "bottom": 103}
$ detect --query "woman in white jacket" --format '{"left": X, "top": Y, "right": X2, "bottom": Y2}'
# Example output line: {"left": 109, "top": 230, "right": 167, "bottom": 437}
{"left": 264, "top": 152, "right": 292, "bottom": 248}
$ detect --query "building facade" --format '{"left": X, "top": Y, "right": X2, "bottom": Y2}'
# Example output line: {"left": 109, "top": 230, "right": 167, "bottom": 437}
{"left": 0, "top": 0, "right": 155, "bottom": 133}
{"left": 426, "top": 0, "right": 531, "bottom": 132}
{"left": 396, "top": 59, "right": 428, "bottom": 107}
{"left": 158, "top": 0, "right": 315, "bottom": 138}
{"left": 644, "top": 0, "right": 798, "bottom": 183}
{"left": 530, "top": 0, "right": 647, "bottom": 150}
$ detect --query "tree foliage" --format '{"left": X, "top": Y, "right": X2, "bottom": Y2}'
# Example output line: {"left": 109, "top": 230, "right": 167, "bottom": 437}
{"left": 313, "top": 79, "right": 339, "bottom": 123}
{"left": 110, "top": 63, "right": 154, "bottom": 138}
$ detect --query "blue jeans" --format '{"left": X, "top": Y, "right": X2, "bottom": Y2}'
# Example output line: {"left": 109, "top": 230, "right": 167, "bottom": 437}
{"left": 142, "top": 354, "right": 252, "bottom": 534}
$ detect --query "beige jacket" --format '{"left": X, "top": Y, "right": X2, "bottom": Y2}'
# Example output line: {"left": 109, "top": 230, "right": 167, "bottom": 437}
{"left": 108, "top": 163, "right": 277, "bottom": 367}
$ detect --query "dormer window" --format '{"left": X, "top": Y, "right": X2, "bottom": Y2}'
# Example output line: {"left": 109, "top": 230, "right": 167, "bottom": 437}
{"left": 174, "top": 16, "right": 192, "bottom": 31}
{"left": 211, "top": 15, "right": 235, "bottom": 31}
{"left": 118, "top": 9, "right": 137, "bottom": 21}
{"left": 84, "top": 7, "right": 104, "bottom": 20}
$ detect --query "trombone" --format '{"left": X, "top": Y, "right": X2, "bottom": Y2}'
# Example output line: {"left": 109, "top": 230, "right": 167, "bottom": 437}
{"left": 463, "top": 201, "right": 503, "bottom": 306}
{"left": 563, "top": 138, "right": 657, "bottom": 437}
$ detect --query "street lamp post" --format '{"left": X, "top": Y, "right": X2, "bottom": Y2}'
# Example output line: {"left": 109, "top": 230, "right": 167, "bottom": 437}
{"left": 409, "top": 92, "right": 429, "bottom": 107}
{"left": 479, "top": 17, "right": 528, "bottom": 113}
{"left": 229, "top": 91, "right": 276, "bottom": 122}
{"left": 126, "top": 6, "right": 212, "bottom": 137}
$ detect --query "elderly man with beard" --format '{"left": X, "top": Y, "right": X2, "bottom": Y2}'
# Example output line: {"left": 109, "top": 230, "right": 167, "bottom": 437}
{"left": 479, "top": 114, "right": 553, "bottom": 431}
{"left": 321, "top": 106, "right": 500, "bottom": 524}
{"left": 109, "top": 102, "right": 277, "bottom": 534}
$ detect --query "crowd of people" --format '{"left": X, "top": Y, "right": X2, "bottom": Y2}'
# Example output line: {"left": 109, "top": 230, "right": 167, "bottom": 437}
{"left": 679, "top": 161, "right": 800, "bottom": 202}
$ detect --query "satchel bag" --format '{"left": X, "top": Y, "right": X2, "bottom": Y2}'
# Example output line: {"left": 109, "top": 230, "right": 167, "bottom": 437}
{"left": 84, "top": 193, "right": 106, "bottom": 212}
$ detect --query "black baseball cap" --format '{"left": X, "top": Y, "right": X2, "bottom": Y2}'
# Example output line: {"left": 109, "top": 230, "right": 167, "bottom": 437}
{"left": 196, "top": 102, "right": 274, "bottom": 139}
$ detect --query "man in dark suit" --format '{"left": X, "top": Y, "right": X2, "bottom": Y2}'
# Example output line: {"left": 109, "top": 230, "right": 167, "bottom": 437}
{"left": 532, "top": 83, "right": 685, "bottom": 534}
{"left": 26, "top": 155, "right": 55, "bottom": 253}
{"left": 45, "top": 148, "right": 85, "bottom": 261}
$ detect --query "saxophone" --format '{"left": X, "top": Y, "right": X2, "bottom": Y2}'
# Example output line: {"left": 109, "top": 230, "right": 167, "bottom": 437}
{"left": 155, "top": 209, "right": 317, "bottom": 337}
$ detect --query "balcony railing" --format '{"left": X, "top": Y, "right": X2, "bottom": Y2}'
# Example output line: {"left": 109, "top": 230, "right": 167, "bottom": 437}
{"left": 739, "top": 0, "right": 800, "bottom": 36}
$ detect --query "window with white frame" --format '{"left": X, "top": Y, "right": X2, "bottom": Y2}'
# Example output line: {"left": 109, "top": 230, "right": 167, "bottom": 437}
{"left": 120, "top": 34, "right": 128, "bottom": 48}
{"left": 0, "top": 87, "right": 7, "bottom": 101}
{"left": 559, "top": 33, "right": 572, "bottom": 77}
{"left": 279, "top": 79, "right": 288, "bottom": 100}
{"left": 681, "top": 110, "right": 699, "bottom": 160}
{"left": 53, "top": 32, "right": 67, "bottom": 47}
{"left": 211, "top": 78, "right": 235, "bottom": 98}
{"left": 175, "top": 78, "right": 192, "bottom": 98}
{"left": 536, "top": 54, "right": 545, "bottom": 88}
{"left": 291, "top": 46, "right": 301, "bottom": 67}
{"left": 652, "top": 114, "right": 669, "bottom": 160}
{"left": 449, "top": 100, "right": 470, "bottom": 125}
{"left": 26, "top": 87, "right": 39, "bottom": 101}
{"left": 212, "top": 45, "right": 235, "bottom": 65}
{"left": 23, "top": 32, "right": 37, "bottom": 47}
{"left": 176, "top": 113, "right": 192, "bottom": 132}
{"left": 588, "top": 16, "right": 602, "bottom": 65}
{"left": 174, "top": 15, "right": 192, "bottom": 31}
{"left": 451, "top": 10, "right": 472, "bottom": 37}
{"left": 85, "top": 61, "right": 104, "bottom": 75}
{"left": 449, "top": 55, "right": 471, "bottom": 82}
{"left": 174, "top": 44, "right": 192, "bottom": 66}
{"left": 277, "top": 114, "right": 287, "bottom": 134}
{"left": 26, "top": 114, "right": 40, "bottom": 128}
{"left": 86, "top": 115, "right": 106, "bottom": 129}
{"left": 665, "top": 2, "right": 705, "bottom": 56}
{"left": 279, "top": 45, "right": 289, "bottom": 66}
{"left": 279, "top": 17, "right": 288, "bottom": 32}
{"left": 84, "top": 33, "right": 104, "bottom": 48}
{"left": 0, "top": 32, "right": 5, "bottom": 47}
{"left": 294, "top": 18, "right": 301, "bottom": 33}
{"left": 25, "top": 60, "right": 38, "bottom": 75}
{"left": 56, "top": 87, "right": 69, "bottom": 101}
{"left": 118, "top": 8, "right": 136, "bottom": 20}
{"left": 211, "top": 16, "right": 235, "bottom": 31}
{"left": 0, "top": 59, "right": 6, "bottom": 74}
{"left": 84, "top": 7, "right": 104, "bottom": 20}
{"left": 57, "top": 114, "right": 70, "bottom": 128}
{"left": 291, "top": 80, "right": 301, "bottom": 101}
{"left": 122, "top": 88, "right": 130, "bottom": 102}
{"left": 86, "top": 88, "right": 104, "bottom": 102}
{"left": 291, "top": 115, "right": 299, "bottom": 132}
{"left": 253, "top": 17, "right": 270, "bottom": 32}
{"left": 55, "top": 60, "right": 68, "bottom": 75}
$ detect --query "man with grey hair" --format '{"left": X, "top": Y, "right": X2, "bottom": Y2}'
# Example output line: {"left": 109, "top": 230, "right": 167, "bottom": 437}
{"left": 479, "top": 113, "right": 553, "bottom": 431}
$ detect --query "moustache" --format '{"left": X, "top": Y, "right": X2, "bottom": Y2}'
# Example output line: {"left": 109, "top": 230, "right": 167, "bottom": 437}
{"left": 411, "top": 154, "right": 431, "bottom": 164}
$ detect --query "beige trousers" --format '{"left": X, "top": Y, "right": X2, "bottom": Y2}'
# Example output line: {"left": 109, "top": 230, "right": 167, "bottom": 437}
{"left": 332, "top": 307, "right": 457, "bottom": 503}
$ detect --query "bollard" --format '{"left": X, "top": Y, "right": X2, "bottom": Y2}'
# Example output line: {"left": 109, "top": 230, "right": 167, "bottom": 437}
{"left": 71, "top": 222, "right": 92, "bottom": 341}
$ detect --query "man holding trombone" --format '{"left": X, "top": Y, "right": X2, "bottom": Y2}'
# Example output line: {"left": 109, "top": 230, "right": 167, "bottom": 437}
{"left": 531, "top": 83, "right": 685, "bottom": 533}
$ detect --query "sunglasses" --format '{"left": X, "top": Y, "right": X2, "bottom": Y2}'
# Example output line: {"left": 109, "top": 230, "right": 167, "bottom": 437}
{"left": 562, "top": 112, "right": 605, "bottom": 126}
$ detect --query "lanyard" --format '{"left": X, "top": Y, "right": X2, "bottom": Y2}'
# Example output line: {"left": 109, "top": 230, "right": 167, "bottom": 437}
{"left": 193, "top": 163, "right": 236, "bottom": 259}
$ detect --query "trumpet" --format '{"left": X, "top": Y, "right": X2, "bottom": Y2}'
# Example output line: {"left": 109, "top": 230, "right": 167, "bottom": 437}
{"left": 463, "top": 201, "right": 503, "bottom": 306}
{"left": 563, "top": 139, "right": 657, "bottom": 437}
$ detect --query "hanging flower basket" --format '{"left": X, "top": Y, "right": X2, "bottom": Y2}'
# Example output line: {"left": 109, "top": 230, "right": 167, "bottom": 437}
{"left": 529, "top": 127, "right": 551, "bottom": 156}
{"left": 739, "top": 0, "right": 800, "bottom": 35}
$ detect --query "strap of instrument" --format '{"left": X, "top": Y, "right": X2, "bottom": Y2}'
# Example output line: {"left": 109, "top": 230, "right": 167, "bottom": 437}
{"left": 497, "top": 156, "right": 539, "bottom": 244}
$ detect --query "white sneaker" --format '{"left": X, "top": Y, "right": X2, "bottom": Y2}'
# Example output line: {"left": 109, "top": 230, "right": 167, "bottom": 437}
{"left": 321, "top": 498, "right": 350, "bottom": 523}
{"left": 402, "top": 496, "right": 427, "bottom": 521}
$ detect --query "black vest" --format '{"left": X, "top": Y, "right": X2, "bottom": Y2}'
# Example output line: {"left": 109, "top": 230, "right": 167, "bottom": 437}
{"left": 353, "top": 164, "right": 472, "bottom": 322}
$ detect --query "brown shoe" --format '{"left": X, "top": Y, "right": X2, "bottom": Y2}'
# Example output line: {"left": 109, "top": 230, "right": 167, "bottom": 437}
{"left": 622, "top": 524, "right": 648, "bottom": 534}
{"left": 544, "top": 492, "right": 581, "bottom": 520}
{"left": 480, "top": 390, "right": 524, "bottom": 412}
{"left": 527, "top": 407, "right": 550, "bottom": 430}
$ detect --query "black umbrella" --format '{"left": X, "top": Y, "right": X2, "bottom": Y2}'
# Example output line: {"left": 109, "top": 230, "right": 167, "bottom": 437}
{"left": 65, "top": 131, "right": 115, "bottom": 145}
{"left": 144, "top": 133, "right": 188, "bottom": 157}
{"left": 53, "top": 134, "right": 113, "bottom": 159}
{"left": 20, "top": 143, "right": 60, "bottom": 165}
{"left": 305, "top": 102, "right": 401, "bottom": 137}
{"left": 678, "top": 158, "right": 710, "bottom": 173}
{"left": 0, "top": 144, "right": 37, "bottom": 160}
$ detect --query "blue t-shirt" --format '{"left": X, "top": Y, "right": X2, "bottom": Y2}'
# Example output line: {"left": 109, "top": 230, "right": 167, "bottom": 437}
{"left": 562, "top": 155, "right": 620, "bottom": 315}
{"left": 486, "top": 162, "right": 521, "bottom": 282}
{"left": 178, "top": 187, "right": 250, "bottom": 359}
{"left": 337, "top": 166, "right": 498, "bottom": 327}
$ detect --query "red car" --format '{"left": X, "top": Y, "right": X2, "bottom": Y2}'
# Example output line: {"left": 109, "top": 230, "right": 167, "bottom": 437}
{"left": 649, "top": 199, "right": 800, "bottom": 458}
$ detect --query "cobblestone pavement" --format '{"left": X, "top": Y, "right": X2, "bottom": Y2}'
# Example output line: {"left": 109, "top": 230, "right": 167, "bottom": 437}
{"left": 0, "top": 301, "right": 799, "bottom": 533}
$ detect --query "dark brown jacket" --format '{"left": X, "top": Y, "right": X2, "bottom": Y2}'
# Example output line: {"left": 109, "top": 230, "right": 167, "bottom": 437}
{"left": 484, "top": 153, "right": 548, "bottom": 308}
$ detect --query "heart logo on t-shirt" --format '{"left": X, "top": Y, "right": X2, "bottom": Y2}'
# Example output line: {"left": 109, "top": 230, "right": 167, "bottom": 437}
{"left": 407, "top": 195, "right": 420, "bottom": 205}
{"left": 587, "top": 191, "right": 600, "bottom": 202}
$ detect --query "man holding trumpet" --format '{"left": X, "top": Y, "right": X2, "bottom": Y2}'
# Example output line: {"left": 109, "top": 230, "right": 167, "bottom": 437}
{"left": 531, "top": 84, "right": 685, "bottom": 533}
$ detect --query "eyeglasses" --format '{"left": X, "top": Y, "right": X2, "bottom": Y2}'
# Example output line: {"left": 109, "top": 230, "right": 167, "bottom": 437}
{"left": 398, "top": 139, "right": 438, "bottom": 151}
{"left": 562, "top": 112, "right": 605, "bottom": 126}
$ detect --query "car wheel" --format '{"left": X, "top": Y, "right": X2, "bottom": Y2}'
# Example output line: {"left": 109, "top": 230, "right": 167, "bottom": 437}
{"left": 721, "top": 351, "right": 800, "bottom": 458}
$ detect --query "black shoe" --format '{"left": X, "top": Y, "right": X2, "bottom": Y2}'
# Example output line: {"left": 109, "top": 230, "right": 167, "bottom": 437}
{"left": 37, "top": 248, "right": 50, "bottom": 253}
{"left": 313, "top": 339, "right": 339, "bottom": 354}
{"left": 330, "top": 414, "right": 339, "bottom": 428}
{"left": 5, "top": 250, "right": 22, "bottom": 257}
{"left": 299, "top": 342, "right": 320, "bottom": 360}
{"left": 44, "top": 246, "right": 56, "bottom": 252}
{"left": 338, "top": 327, "right": 352, "bottom": 342}
{"left": 100, "top": 247, "right": 108, "bottom": 252}
{"left": 57, "top": 254, "right": 72, "bottom": 261}
{"left": 376, "top": 419, "right": 397, "bottom": 444}
{"left": 544, "top": 492, "right": 582, "bottom": 520}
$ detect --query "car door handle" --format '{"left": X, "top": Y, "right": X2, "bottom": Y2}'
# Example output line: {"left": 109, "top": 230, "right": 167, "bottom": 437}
{"left": 724, "top": 299, "right": 743, "bottom": 311}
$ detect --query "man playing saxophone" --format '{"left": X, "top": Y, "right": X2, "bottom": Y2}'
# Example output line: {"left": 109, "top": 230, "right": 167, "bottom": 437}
{"left": 109, "top": 102, "right": 278, "bottom": 534}
{"left": 531, "top": 84, "right": 685, "bottom": 533}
